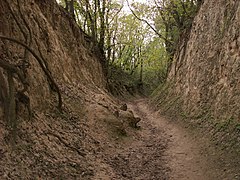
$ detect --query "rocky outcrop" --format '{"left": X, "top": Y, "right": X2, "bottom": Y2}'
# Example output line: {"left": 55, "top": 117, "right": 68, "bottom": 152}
{"left": 162, "top": 0, "right": 240, "bottom": 122}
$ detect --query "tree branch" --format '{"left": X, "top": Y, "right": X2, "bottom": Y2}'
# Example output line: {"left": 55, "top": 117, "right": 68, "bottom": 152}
{"left": 126, "top": 0, "right": 173, "bottom": 45}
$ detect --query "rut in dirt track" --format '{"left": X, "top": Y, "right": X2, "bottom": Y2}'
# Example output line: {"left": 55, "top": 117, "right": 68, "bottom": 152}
{"left": 105, "top": 99, "right": 216, "bottom": 180}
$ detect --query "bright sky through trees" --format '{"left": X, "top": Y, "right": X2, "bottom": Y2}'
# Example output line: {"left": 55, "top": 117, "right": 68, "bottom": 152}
{"left": 123, "top": 0, "right": 148, "bottom": 13}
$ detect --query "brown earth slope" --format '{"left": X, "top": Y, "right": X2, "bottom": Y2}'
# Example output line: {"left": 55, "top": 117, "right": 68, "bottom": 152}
{"left": 0, "top": 0, "right": 130, "bottom": 178}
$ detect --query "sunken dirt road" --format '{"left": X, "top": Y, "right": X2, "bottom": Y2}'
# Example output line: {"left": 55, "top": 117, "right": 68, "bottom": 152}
{"left": 101, "top": 99, "right": 239, "bottom": 180}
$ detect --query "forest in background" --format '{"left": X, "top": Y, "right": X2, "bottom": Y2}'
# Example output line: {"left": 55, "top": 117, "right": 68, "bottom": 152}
{"left": 58, "top": 0, "right": 200, "bottom": 94}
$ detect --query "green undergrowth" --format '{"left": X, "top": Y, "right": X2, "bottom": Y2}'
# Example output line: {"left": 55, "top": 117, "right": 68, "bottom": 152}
{"left": 107, "top": 65, "right": 144, "bottom": 97}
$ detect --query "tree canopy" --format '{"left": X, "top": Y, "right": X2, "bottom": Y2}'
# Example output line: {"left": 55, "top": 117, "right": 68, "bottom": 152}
{"left": 59, "top": 0, "right": 199, "bottom": 92}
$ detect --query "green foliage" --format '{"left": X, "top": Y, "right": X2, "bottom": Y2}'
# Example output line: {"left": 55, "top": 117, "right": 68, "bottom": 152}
{"left": 154, "top": 0, "right": 199, "bottom": 55}
{"left": 236, "top": 124, "right": 240, "bottom": 132}
{"left": 108, "top": 0, "right": 199, "bottom": 94}
{"left": 108, "top": 64, "right": 142, "bottom": 96}
{"left": 111, "top": 13, "right": 146, "bottom": 70}
{"left": 141, "top": 38, "right": 170, "bottom": 93}
{"left": 57, "top": 0, "right": 199, "bottom": 94}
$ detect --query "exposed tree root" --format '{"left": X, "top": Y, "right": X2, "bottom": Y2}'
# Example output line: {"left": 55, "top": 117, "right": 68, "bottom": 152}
{"left": 45, "top": 131, "right": 86, "bottom": 157}
{"left": 0, "top": 35, "right": 62, "bottom": 110}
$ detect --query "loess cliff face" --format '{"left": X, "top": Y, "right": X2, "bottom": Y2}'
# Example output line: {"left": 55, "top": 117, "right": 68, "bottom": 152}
{"left": 166, "top": 0, "right": 240, "bottom": 122}
{"left": 0, "top": 0, "right": 106, "bottom": 110}
{"left": 0, "top": 0, "right": 128, "bottom": 178}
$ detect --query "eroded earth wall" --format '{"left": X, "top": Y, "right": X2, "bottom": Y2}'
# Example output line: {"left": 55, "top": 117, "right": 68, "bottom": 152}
{"left": 0, "top": 0, "right": 106, "bottom": 110}
{"left": 166, "top": 0, "right": 240, "bottom": 122}
{"left": 0, "top": 1, "right": 126, "bottom": 178}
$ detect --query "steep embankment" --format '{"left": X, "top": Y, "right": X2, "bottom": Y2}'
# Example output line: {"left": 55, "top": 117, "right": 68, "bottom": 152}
{"left": 0, "top": 0, "right": 106, "bottom": 105}
{"left": 152, "top": 0, "right": 240, "bottom": 151}
{"left": 0, "top": 0, "right": 137, "bottom": 179}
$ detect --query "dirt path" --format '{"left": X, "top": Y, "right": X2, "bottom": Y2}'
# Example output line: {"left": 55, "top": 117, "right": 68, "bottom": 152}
{"left": 128, "top": 99, "right": 216, "bottom": 180}
{"left": 102, "top": 99, "right": 220, "bottom": 180}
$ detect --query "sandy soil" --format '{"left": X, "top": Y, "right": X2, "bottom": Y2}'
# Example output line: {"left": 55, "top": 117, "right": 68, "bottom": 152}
{"left": 100, "top": 99, "right": 239, "bottom": 180}
{"left": 128, "top": 99, "right": 213, "bottom": 180}
{"left": 1, "top": 97, "right": 239, "bottom": 179}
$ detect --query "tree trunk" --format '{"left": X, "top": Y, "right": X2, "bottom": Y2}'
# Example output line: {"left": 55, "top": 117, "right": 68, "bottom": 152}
{"left": 139, "top": 47, "right": 143, "bottom": 84}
